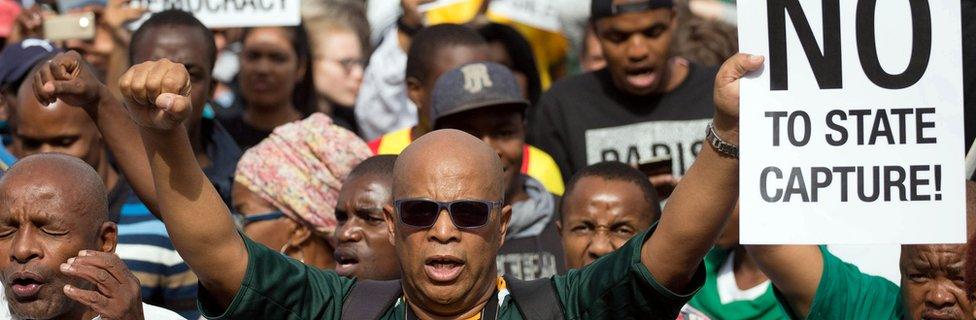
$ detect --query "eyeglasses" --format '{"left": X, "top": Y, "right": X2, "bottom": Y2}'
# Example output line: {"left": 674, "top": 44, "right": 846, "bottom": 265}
{"left": 394, "top": 198, "right": 503, "bottom": 229}
{"left": 316, "top": 56, "right": 365, "bottom": 74}
{"left": 233, "top": 211, "right": 286, "bottom": 229}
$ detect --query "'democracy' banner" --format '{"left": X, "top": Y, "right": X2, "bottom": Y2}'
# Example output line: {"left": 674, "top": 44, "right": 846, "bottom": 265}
{"left": 134, "top": 0, "right": 300, "bottom": 28}
{"left": 738, "top": 0, "right": 965, "bottom": 244}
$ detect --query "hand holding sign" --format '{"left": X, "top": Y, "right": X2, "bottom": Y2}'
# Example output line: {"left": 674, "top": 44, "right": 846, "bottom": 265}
{"left": 713, "top": 53, "right": 765, "bottom": 145}
{"left": 738, "top": 0, "right": 965, "bottom": 245}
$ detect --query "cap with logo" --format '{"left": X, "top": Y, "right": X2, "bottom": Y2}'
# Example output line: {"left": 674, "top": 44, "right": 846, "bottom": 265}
{"left": 590, "top": 0, "right": 674, "bottom": 21}
{"left": 430, "top": 62, "right": 530, "bottom": 125}
{"left": 0, "top": 39, "right": 62, "bottom": 91}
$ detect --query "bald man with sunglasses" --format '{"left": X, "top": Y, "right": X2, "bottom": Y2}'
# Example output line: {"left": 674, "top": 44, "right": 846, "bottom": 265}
{"left": 31, "top": 31, "right": 762, "bottom": 317}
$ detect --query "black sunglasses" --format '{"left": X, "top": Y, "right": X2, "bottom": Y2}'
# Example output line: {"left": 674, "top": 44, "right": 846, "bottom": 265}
{"left": 394, "top": 198, "right": 503, "bottom": 229}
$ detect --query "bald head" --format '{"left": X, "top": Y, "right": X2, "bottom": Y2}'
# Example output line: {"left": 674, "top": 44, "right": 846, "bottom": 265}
{"left": 394, "top": 129, "right": 505, "bottom": 200}
{"left": 0, "top": 153, "right": 109, "bottom": 225}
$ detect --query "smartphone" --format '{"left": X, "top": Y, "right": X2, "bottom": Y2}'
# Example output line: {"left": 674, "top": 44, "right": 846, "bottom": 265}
{"left": 637, "top": 156, "right": 674, "bottom": 177}
{"left": 638, "top": 156, "right": 676, "bottom": 199}
{"left": 43, "top": 11, "right": 95, "bottom": 41}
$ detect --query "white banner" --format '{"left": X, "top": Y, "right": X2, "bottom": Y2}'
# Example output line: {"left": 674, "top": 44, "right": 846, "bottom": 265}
{"left": 738, "top": 0, "right": 965, "bottom": 244}
{"left": 134, "top": 0, "right": 300, "bottom": 28}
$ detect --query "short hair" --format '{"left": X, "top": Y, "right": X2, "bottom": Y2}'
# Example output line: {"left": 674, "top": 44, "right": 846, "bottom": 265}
{"left": 405, "top": 24, "right": 486, "bottom": 84}
{"left": 670, "top": 17, "right": 738, "bottom": 66}
{"left": 348, "top": 155, "right": 397, "bottom": 180}
{"left": 560, "top": 161, "right": 661, "bottom": 221}
{"left": 477, "top": 23, "right": 541, "bottom": 105}
{"left": 129, "top": 10, "right": 217, "bottom": 70}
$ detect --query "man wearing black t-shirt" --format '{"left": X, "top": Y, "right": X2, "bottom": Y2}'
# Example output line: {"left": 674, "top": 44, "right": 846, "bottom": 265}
{"left": 529, "top": 0, "right": 716, "bottom": 190}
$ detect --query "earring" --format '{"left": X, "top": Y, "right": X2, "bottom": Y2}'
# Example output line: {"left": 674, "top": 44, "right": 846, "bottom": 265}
{"left": 279, "top": 243, "right": 305, "bottom": 264}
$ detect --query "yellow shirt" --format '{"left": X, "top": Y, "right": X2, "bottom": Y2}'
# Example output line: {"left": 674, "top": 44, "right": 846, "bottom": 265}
{"left": 424, "top": 0, "right": 568, "bottom": 89}
{"left": 368, "top": 128, "right": 565, "bottom": 195}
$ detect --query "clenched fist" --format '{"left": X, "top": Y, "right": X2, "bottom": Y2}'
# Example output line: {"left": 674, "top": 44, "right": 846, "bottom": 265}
{"left": 712, "top": 53, "right": 765, "bottom": 144}
{"left": 118, "top": 59, "right": 193, "bottom": 132}
{"left": 32, "top": 51, "right": 104, "bottom": 109}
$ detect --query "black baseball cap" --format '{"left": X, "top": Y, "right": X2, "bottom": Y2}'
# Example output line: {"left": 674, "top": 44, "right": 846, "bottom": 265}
{"left": 591, "top": 0, "right": 674, "bottom": 21}
{"left": 0, "top": 39, "right": 62, "bottom": 91}
{"left": 430, "top": 62, "right": 529, "bottom": 125}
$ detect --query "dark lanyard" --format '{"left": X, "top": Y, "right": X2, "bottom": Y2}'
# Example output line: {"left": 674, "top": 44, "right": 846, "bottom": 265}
{"left": 405, "top": 289, "right": 500, "bottom": 320}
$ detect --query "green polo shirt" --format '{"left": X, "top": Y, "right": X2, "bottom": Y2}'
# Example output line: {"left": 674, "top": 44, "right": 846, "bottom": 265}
{"left": 776, "top": 247, "right": 902, "bottom": 320}
{"left": 198, "top": 225, "right": 705, "bottom": 319}
{"left": 688, "top": 249, "right": 787, "bottom": 320}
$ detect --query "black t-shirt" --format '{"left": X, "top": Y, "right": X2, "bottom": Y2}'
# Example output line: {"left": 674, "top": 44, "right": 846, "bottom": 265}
{"left": 496, "top": 210, "right": 566, "bottom": 281}
{"left": 528, "top": 64, "right": 717, "bottom": 181}
{"left": 217, "top": 113, "right": 273, "bottom": 151}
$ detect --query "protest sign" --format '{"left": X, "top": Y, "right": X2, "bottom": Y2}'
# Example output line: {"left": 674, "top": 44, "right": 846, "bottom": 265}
{"left": 132, "top": 0, "right": 299, "bottom": 28}
{"left": 738, "top": 0, "right": 965, "bottom": 244}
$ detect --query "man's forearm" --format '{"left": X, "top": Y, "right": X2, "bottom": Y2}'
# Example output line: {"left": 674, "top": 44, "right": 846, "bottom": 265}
{"left": 745, "top": 245, "right": 823, "bottom": 317}
{"left": 139, "top": 128, "right": 246, "bottom": 306}
{"left": 643, "top": 143, "right": 738, "bottom": 292}
{"left": 87, "top": 86, "right": 159, "bottom": 214}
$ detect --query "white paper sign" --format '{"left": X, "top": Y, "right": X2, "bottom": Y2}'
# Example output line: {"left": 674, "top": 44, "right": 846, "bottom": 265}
{"left": 737, "top": 0, "right": 965, "bottom": 244}
{"left": 134, "top": 0, "right": 300, "bottom": 28}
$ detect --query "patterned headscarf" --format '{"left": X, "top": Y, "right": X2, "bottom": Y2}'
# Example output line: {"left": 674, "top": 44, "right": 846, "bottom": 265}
{"left": 235, "top": 113, "right": 372, "bottom": 236}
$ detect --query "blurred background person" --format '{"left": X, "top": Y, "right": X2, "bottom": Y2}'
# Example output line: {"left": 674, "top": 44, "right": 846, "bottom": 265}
{"left": 368, "top": 24, "right": 564, "bottom": 196}
{"left": 0, "top": 39, "right": 59, "bottom": 162}
{"left": 687, "top": 205, "right": 786, "bottom": 319}
{"left": 303, "top": 1, "right": 369, "bottom": 135}
{"left": 579, "top": 25, "right": 606, "bottom": 72}
{"left": 217, "top": 25, "right": 315, "bottom": 150}
{"left": 233, "top": 113, "right": 372, "bottom": 269}
{"left": 477, "top": 22, "right": 542, "bottom": 106}
{"left": 333, "top": 154, "right": 401, "bottom": 280}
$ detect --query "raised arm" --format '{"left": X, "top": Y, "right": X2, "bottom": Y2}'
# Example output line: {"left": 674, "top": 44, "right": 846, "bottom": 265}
{"left": 642, "top": 54, "right": 763, "bottom": 293}
{"left": 32, "top": 51, "right": 160, "bottom": 215}
{"left": 119, "top": 59, "right": 247, "bottom": 307}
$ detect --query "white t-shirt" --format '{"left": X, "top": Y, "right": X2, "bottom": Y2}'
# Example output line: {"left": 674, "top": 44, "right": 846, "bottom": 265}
{"left": 0, "top": 286, "right": 186, "bottom": 320}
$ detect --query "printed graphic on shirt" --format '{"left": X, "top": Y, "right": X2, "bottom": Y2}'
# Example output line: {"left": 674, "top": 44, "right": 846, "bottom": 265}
{"left": 585, "top": 119, "right": 710, "bottom": 176}
{"left": 496, "top": 252, "right": 559, "bottom": 281}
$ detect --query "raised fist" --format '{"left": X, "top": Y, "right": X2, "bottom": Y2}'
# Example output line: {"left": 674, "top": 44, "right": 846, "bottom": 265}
{"left": 712, "top": 53, "right": 765, "bottom": 144}
{"left": 32, "top": 51, "right": 104, "bottom": 109}
{"left": 118, "top": 59, "right": 192, "bottom": 132}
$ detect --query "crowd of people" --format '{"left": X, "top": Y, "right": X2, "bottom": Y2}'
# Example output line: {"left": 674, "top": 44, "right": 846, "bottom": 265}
{"left": 0, "top": 0, "right": 975, "bottom": 319}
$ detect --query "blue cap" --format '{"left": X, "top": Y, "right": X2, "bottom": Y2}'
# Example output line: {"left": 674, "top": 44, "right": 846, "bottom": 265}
{"left": 430, "top": 62, "right": 529, "bottom": 124}
{"left": 0, "top": 39, "right": 61, "bottom": 91}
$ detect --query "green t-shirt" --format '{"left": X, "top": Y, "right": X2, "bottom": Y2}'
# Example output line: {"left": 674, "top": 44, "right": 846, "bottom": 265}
{"left": 198, "top": 225, "right": 705, "bottom": 319}
{"left": 775, "top": 247, "right": 903, "bottom": 320}
{"left": 688, "top": 249, "right": 787, "bottom": 320}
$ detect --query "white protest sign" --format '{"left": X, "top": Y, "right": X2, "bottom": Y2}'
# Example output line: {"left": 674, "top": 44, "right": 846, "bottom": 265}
{"left": 133, "top": 0, "right": 300, "bottom": 28}
{"left": 738, "top": 0, "right": 965, "bottom": 244}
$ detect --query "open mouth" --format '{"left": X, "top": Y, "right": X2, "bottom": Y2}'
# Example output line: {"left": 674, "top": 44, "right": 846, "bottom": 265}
{"left": 624, "top": 67, "right": 657, "bottom": 89}
{"left": 424, "top": 255, "right": 464, "bottom": 283}
{"left": 334, "top": 251, "right": 360, "bottom": 276}
{"left": 10, "top": 273, "right": 44, "bottom": 299}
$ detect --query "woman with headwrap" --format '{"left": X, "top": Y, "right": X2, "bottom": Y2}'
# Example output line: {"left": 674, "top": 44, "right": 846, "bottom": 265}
{"left": 232, "top": 113, "right": 373, "bottom": 269}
